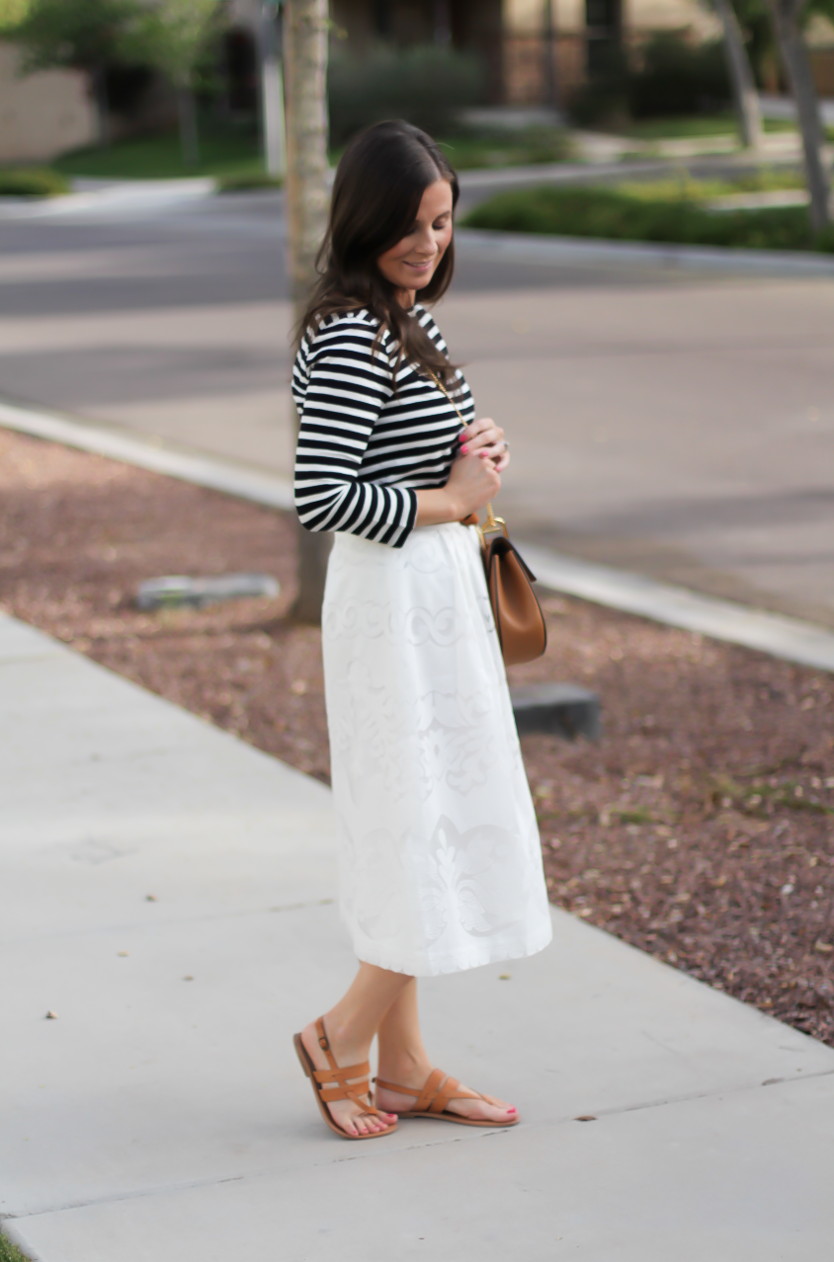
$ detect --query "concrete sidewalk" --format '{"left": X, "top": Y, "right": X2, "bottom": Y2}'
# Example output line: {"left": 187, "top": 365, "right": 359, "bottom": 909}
{"left": 2, "top": 609, "right": 834, "bottom": 1261}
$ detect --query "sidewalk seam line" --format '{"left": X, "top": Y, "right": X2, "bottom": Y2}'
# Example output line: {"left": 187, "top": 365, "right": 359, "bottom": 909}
{"left": 7, "top": 1069, "right": 833, "bottom": 1223}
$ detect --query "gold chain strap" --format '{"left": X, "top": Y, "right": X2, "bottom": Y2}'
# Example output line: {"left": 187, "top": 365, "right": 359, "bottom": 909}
{"left": 425, "top": 371, "right": 506, "bottom": 543}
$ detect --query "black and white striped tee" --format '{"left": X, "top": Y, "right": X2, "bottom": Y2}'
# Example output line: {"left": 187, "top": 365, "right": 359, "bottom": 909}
{"left": 292, "top": 304, "right": 475, "bottom": 548}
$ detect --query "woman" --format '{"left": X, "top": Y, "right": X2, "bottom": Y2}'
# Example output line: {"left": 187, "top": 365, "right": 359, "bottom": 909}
{"left": 292, "top": 120, "right": 552, "bottom": 1140}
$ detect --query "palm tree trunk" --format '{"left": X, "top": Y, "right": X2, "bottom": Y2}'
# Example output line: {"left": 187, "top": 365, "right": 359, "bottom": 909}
{"left": 768, "top": 0, "right": 830, "bottom": 231}
{"left": 714, "top": 0, "right": 763, "bottom": 149}
{"left": 284, "top": 0, "right": 331, "bottom": 624}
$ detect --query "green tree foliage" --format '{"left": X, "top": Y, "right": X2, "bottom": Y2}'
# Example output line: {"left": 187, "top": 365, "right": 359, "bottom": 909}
{"left": 121, "top": 0, "right": 224, "bottom": 164}
{"left": 0, "top": 0, "right": 32, "bottom": 32}
{"left": 7, "top": 0, "right": 141, "bottom": 143}
{"left": 328, "top": 44, "right": 486, "bottom": 147}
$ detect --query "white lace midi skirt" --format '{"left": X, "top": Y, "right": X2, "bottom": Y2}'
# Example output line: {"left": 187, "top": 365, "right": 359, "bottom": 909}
{"left": 321, "top": 522, "right": 553, "bottom": 977}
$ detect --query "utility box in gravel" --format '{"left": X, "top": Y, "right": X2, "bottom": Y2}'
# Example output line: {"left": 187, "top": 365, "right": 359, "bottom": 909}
{"left": 511, "top": 683, "right": 601, "bottom": 742}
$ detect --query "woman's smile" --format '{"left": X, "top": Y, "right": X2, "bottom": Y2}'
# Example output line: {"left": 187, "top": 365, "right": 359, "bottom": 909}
{"left": 376, "top": 178, "right": 454, "bottom": 304}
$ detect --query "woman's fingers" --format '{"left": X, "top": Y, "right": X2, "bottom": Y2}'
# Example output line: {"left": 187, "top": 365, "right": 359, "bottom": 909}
{"left": 448, "top": 447, "right": 501, "bottom": 513}
{"left": 476, "top": 442, "right": 506, "bottom": 462}
{"left": 460, "top": 418, "right": 504, "bottom": 454}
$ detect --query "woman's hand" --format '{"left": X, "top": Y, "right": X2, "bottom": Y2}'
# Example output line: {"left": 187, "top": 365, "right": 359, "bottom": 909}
{"left": 414, "top": 446, "right": 500, "bottom": 528}
{"left": 445, "top": 447, "right": 501, "bottom": 518}
{"left": 459, "top": 417, "right": 510, "bottom": 473}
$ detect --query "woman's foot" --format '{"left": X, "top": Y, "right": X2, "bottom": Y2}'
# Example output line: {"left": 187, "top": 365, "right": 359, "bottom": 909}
{"left": 375, "top": 1062, "right": 517, "bottom": 1125}
{"left": 299, "top": 1019, "right": 397, "bottom": 1138}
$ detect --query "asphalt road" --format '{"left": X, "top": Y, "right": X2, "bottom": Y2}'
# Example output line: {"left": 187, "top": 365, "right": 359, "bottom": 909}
{"left": 1, "top": 186, "right": 833, "bottom": 628}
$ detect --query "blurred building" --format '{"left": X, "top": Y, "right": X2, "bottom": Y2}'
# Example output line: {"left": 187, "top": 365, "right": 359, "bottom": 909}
{"left": 224, "top": 0, "right": 720, "bottom": 111}
{"left": 3, "top": 0, "right": 834, "bottom": 164}
{"left": 0, "top": 42, "right": 95, "bottom": 162}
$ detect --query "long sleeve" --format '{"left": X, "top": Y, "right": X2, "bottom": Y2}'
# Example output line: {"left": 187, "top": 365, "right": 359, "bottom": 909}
{"left": 293, "top": 320, "right": 419, "bottom": 548}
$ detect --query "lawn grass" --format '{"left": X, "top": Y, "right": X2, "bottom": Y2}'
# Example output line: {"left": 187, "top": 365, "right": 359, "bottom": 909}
{"left": 54, "top": 121, "right": 574, "bottom": 182}
{"left": 624, "top": 113, "right": 796, "bottom": 140}
{"left": 435, "top": 126, "right": 575, "bottom": 169}
{"left": 463, "top": 180, "right": 834, "bottom": 253}
{"left": 616, "top": 168, "right": 806, "bottom": 201}
{"left": 53, "top": 121, "right": 263, "bottom": 181}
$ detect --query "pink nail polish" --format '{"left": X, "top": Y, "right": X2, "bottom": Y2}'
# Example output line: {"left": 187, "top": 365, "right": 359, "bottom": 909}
{"left": 507, "top": 1107, "right": 517, "bottom": 1113}
{"left": 460, "top": 444, "right": 469, "bottom": 453}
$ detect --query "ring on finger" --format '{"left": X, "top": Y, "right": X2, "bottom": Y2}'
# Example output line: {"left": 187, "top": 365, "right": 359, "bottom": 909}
{"left": 504, "top": 440, "right": 510, "bottom": 451}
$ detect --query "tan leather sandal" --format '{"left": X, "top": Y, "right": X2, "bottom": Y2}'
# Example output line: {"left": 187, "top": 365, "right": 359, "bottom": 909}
{"left": 374, "top": 1068, "right": 519, "bottom": 1128}
{"left": 293, "top": 1017, "right": 397, "bottom": 1141}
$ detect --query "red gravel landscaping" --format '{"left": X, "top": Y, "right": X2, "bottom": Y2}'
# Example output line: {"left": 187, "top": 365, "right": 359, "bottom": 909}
{"left": 2, "top": 426, "right": 832, "bottom": 1045}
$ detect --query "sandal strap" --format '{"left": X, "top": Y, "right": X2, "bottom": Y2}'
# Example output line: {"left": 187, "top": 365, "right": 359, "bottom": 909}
{"left": 376, "top": 1068, "right": 481, "bottom": 1114}
{"left": 314, "top": 1016, "right": 338, "bottom": 1070}
{"left": 312, "top": 1060, "right": 371, "bottom": 1086}
{"left": 310, "top": 1021, "right": 384, "bottom": 1117}
{"left": 320, "top": 1078, "right": 387, "bottom": 1117}
{"left": 319, "top": 1077, "right": 372, "bottom": 1105}
{"left": 415, "top": 1068, "right": 450, "bottom": 1112}
{"left": 374, "top": 1077, "right": 422, "bottom": 1099}
{"left": 428, "top": 1074, "right": 480, "bottom": 1114}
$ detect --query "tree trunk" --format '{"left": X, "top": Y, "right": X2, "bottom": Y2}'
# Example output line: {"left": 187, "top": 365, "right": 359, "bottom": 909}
{"left": 260, "top": 3, "right": 286, "bottom": 177}
{"left": 284, "top": 0, "right": 331, "bottom": 624}
{"left": 543, "top": 0, "right": 559, "bottom": 110}
{"left": 714, "top": 0, "right": 763, "bottom": 149}
{"left": 768, "top": 0, "right": 830, "bottom": 231}
{"left": 90, "top": 64, "right": 111, "bottom": 148}
{"left": 177, "top": 85, "right": 200, "bottom": 167}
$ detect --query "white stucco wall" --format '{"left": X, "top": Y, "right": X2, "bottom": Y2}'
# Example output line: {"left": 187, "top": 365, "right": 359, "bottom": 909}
{"left": 0, "top": 42, "right": 96, "bottom": 163}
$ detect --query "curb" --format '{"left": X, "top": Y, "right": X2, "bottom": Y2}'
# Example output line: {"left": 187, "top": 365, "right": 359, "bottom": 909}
{"left": 456, "top": 227, "right": 834, "bottom": 277}
{"left": 523, "top": 545, "right": 834, "bottom": 675}
{"left": 0, "top": 399, "right": 293, "bottom": 511}
{"left": 2, "top": 397, "right": 833, "bottom": 674}
{"left": 0, "top": 177, "right": 217, "bottom": 221}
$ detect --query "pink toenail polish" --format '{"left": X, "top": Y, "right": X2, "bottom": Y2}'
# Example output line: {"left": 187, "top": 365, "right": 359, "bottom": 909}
{"left": 507, "top": 1108, "right": 517, "bottom": 1113}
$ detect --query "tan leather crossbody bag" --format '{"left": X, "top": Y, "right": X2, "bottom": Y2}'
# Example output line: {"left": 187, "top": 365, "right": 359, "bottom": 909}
{"left": 428, "top": 374, "right": 547, "bottom": 667}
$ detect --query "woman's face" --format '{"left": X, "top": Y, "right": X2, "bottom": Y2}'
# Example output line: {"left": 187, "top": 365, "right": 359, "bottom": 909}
{"left": 376, "top": 178, "right": 454, "bottom": 301}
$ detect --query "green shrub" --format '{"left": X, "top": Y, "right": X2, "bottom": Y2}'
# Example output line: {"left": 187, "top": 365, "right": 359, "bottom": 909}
{"left": 0, "top": 166, "right": 69, "bottom": 197}
{"left": 567, "top": 31, "right": 732, "bottom": 127}
{"left": 463, "top": 184, "right": 819, "bottom": 252}
{"left": 328, "top": 44, "right": 487, "bottom": 147}
{"left": 629, "top": 33, "right": 731, "bottom": 118}
{"left": 437, "top": 126, "right": 574, "bottom": 170}
{"left": 217, "top": 171, "right": 283, "bottom": 193}
{"left": 815, "top": 223, "right": 834, "bottom": 253}
{"left": 0, "top": 1231, "right": 31, "bottom": 1262}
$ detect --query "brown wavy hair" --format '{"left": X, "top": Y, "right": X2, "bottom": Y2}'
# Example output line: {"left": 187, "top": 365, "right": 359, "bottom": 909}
{"left": 298, "top": 119, "right": 460, "bottom": 387}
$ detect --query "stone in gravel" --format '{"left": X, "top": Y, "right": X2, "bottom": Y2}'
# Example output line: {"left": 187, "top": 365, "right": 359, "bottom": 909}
{"left": 136, "top": 573, "right": 279, "bottom": 610}
{"left": 511, "top": 682, "right": 601, "bottom": 741}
